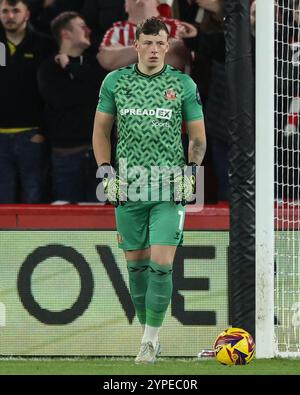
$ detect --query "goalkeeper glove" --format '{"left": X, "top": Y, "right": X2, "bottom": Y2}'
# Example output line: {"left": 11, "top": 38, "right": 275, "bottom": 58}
{"left": 97, "top": 163, "right": 127, "bottom": 207}
{"left": 173, "top": 162, "right": 198, "bottom": 206}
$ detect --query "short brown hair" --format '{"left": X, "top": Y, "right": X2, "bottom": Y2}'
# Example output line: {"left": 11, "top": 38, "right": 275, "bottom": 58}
{"left": 51, "top": 11, "right": 82, "bottom": 44}
{"left": 135, "top": 17, "right": 169, "bottom": 40}
{"left": 0, "top": 0, "right": 29, "bottom": 6}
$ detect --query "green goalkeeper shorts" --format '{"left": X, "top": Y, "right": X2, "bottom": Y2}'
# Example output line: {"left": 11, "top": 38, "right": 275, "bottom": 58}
{"left": 115, "top": 201, "right": 186, "bottom": 250}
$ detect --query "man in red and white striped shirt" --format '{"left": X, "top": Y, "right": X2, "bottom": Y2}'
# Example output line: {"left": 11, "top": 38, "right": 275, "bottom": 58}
{"left": 157, "top": 0, "right": 174, "bottom": 17}
{"left": 97, "top": 0, "right": 197, "bottom": 72}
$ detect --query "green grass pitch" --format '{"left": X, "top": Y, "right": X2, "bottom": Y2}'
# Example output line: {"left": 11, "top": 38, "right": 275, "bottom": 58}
{"left": 0, "top": 358, "right": 300, "bottom": 375}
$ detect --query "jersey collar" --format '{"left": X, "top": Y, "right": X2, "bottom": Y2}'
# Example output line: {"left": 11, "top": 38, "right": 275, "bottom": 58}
{"left": 134, "top": 64, "right": 167, "bottom": 78}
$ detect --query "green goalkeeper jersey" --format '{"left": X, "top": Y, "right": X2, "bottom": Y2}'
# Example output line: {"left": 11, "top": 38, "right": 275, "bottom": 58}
{"left": 97, "top": 63, "right": 203, "bottom": 177}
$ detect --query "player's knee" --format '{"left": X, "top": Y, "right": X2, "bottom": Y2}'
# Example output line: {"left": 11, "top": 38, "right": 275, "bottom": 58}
{"left": 151, "top": 246, "right": 176, "bottom": 265}
{"left": 125, "top": 249, "right": 150, "bottom": 261}
{"left": 150, "top": 255, "right": 173, "bottom": 265}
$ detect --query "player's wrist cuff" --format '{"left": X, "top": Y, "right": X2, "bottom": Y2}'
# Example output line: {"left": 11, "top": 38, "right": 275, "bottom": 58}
{"left": 98, "top": 162, "right": 112, "bottom": 167}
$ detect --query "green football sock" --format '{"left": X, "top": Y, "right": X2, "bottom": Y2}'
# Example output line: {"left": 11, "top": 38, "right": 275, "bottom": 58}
{"left": 127, "top": 259, "right": 149, "bottom": 325}
{"left": 146, "top": 260, "right": 173, "bottom": 327}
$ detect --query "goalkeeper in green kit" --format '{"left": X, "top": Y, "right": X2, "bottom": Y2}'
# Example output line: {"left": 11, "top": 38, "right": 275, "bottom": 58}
{"left": 92, "top": 17, "right": 206, "bottom": 364}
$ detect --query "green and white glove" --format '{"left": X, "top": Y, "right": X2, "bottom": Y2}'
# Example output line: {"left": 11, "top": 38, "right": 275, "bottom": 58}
{"left": 97, "top": 163, "right": 127, "bottom": 207}
{"left": 173, "top": 162, "right": 198, "bottom": 206}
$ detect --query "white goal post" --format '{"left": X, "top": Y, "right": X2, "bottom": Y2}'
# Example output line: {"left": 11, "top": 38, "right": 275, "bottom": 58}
{"left": 256, "top": 0, "right": 300, "bottom": 358}
{"left": 256, "top": 0, "right": 275, "bottom": 359}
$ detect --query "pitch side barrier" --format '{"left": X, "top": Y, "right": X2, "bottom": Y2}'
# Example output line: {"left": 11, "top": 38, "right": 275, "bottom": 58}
{"left": 0, "top": 204, "right": 230, "bottom": 357}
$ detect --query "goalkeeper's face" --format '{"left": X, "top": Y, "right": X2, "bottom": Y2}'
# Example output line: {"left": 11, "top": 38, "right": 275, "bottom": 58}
{"left": 134, "top": 30, "right": 169, "bottom": 70}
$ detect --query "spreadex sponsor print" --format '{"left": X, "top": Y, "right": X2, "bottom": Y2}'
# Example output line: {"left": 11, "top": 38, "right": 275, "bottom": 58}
{"left": 119, "top": 108, "right": 173, "bottom": 120}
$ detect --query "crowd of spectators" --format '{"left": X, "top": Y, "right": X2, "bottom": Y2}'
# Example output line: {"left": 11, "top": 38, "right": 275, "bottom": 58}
{"left": 0, "top": 0, "right": 258, "bottom": 204}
